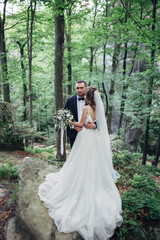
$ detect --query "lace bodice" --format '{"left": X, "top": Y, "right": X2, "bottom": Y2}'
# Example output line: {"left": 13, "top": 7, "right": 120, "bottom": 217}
{"left": 85, "top": 106, "right": 94, "bottom": 123}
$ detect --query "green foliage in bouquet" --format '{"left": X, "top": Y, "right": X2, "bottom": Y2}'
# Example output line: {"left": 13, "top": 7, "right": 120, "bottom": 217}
{"left": 55, "top": 109, "right": 73, "bottom": 129}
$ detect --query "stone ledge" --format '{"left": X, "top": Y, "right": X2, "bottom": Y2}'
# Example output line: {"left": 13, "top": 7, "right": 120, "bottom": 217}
{"left": 16, "top": 158, "right": 82, "bottom": 240}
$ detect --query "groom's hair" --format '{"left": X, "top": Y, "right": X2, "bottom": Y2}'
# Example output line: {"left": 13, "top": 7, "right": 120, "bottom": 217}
{"left": 76, "top": 80, "right": 87, "bottom": 86}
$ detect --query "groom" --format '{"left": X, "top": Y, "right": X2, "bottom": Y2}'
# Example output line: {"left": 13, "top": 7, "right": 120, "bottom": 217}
{"left": 64, "top": 80, "right": 96, "bottom": 147}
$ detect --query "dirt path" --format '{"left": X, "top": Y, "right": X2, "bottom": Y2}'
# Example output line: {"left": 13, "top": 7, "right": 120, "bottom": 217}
{"left": 0, "top": 150, "right": 35, "bottom": 165}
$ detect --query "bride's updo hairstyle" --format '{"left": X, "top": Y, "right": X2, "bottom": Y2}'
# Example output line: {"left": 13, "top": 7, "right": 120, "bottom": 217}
{"left": 85, "top": 86, "right": 97, "bottom": 111}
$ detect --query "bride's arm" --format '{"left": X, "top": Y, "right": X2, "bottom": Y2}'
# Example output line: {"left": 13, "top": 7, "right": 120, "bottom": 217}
{"left": 71, "top": 106, "right": 88, "bottom": 127}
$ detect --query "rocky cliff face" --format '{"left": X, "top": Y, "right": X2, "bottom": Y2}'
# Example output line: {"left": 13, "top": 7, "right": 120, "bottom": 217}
{"left": 15, "top": 157, "right": 82, "bottom": 240}
{"left": 0, "top": 101, "right": 23, "bottom": 150}
{"left": 0, "top": 101, "right": 15, "bottom": 138}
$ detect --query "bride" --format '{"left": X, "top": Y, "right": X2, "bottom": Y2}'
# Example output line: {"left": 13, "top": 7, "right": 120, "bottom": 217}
{"left": 38, "top": 86, "right": 123, "bottom": 240}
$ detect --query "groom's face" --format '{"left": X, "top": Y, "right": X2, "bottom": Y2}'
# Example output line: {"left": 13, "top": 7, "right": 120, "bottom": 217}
{"left": 75, "top": 83, "right": 86, "bottom": 98}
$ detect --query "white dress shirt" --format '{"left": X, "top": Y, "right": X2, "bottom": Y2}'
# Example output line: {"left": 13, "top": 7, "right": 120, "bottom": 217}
{"left": 77, "top": 96, "right": 85, "bottom": 122}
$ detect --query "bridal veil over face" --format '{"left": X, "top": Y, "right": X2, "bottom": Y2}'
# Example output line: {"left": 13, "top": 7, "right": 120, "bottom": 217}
{"left": 94, "top": 90, "right": 120, "bottom": 182}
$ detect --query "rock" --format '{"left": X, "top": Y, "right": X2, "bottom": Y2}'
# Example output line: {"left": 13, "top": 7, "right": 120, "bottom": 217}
{"left": 124, "top": 127, "right": 142, "bottom": 152}
{"left": 110, "top": 135, "right": 131, "bottom": 152}
{"left": 6, "top": 217, "right": 21, "bottom": 240}
{"left": 0, "top": 101, "right": 16, "bottom": 138}
{"left": 16, "top": 158, "right": 81, "bottom": 240}
{"left": 0, "top": 101, "right": 16, "bottom": 122}
{"left": 110, "top": 110, "right": 143, "bottom": 152}
{"left": 0, "top": 101, "right": 24, "bottom": 150}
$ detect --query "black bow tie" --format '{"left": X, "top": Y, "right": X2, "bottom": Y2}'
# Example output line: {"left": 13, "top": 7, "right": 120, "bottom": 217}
{"left": 78, "top": 97, "right": 84, "bottom": 101}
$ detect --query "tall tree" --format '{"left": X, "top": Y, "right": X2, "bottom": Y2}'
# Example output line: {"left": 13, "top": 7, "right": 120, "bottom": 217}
{"left": 54, "top": 0, "right": 65, "bottom": 161}
{"left": 118, "top": 0, "right": 128, "bottom": 131}
{"left": 65, "top": 2, "right": 74, "bottom": 95}
{"left": 108, "top": 42, "right": 121, "bottom": 133}
{"left": 27, "top": 0, "right": 36, "bottom": 128}
{"left": 142, "top": 0, "right": 157, "bottom": 165}
{"left": 102, "top": 0, "right": 109, "bottom": 117}
{"left": 89, "top": 0, "right": 98, "bottom": 76}
{"left": 16, "top": 41, "right": 27, "bottom": 121}
{"left": 0, "top": 0, "right": 10, "bottom": 103}
{"left": 152, "top": 123, "right": 160, "bottom": 167}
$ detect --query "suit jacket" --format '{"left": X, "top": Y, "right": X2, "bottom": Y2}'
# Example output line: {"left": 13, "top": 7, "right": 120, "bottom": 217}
{"left": 64, "top": 95, "right": 78, "bottom": 141}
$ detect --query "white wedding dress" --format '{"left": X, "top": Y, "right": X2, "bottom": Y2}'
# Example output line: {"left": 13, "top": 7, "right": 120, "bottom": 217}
{"left": 38, "top": 92, "right": 123, "bottom": 240}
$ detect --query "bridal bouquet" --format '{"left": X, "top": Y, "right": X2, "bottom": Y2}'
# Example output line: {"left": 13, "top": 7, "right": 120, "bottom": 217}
{"left": 56, "top": 109, "right": 73, "bottom": 129}
{"left": 55, "top": 109, "right": 73, "bottom": 155}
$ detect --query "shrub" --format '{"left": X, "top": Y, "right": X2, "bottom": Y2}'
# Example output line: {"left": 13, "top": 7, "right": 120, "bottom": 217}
{"left": 25, "top": 146, "right": 54, "bottom": 154}
{"left": 112, "top": 150, "right": 160, "bottom": 239}
{"left": 0, "top": 162, "right": 18, "bottom": 179}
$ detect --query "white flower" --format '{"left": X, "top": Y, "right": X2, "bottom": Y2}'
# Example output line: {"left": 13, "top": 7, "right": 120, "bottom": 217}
{"left": 56, "top": 109, "right": 73, "bottom": 129}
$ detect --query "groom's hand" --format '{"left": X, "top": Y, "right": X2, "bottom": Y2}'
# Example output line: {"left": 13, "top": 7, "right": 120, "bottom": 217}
{"left": 84, "top": 121, "right": 96, "bottom": 129}
{"left": 74, "top": 126, "right": 83, "bottom": 132}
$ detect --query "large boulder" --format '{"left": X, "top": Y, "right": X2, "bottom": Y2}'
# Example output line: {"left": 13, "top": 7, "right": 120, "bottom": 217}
{"left": 0, "top": 101, "right": 16, "bottom": 136}
{"left": 16, "top": 158, "right": 82, "bottom": 240}
{"left": 110, "top": 135, "right": 131, "bottom": 152}
{"left": 0, "top": 101, "right": 24, "bottom": 150}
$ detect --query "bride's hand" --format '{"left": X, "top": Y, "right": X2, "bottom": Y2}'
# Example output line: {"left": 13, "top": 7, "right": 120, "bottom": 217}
{"left": 74, "top": 126, "right": 83, "bottom": 132}
{"left": 84, "top": 121, "right": 96, "bottom": 129}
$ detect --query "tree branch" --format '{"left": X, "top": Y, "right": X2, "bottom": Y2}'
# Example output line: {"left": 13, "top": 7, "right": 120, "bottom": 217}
{"left": 3, "top": 0, "right": 8, "bottom": 26}
{"left": 119, "top": 0, "right": 152, "bottom": 42}
{"left": 4, "top": 21, "right": 22, "bottom": 31}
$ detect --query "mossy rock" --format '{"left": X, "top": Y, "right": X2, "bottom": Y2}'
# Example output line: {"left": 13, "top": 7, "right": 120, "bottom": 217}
{"left": 0, "top": 101, "right": 24, "bottom": 150}
{"left": 110, "top": 135, "right": 131, "bottom": 152}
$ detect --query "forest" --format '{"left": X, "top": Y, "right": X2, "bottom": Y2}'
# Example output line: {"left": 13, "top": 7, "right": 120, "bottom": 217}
{"left": 0, "top": 0, "right": 160, "bottom": 163}
{"left": 0, "top": 0, "right": 160, "bottom": 239}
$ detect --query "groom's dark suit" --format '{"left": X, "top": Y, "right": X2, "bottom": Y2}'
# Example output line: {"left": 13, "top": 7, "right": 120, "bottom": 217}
{"left": 64, "top": 95, "right": 79, "bottom": 147}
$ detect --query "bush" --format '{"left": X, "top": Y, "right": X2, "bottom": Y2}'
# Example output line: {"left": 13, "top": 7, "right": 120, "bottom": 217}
{"left": 0, "top": 162, "right": 18, "bottom": 179}
{"left": 112, "top": 150, "right": 160, "bottom": 239}
{"left": 0, "top": 121, "right": 43, "bottom": 149}
{"left": 25, "top": 146, "right": 54, "bottom": 154}
{"left": 47, "top": 155, "right": 64, "bottom": 167}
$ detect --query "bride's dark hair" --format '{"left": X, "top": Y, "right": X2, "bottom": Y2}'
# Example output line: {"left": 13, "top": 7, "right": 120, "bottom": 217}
{"left": 85, "top": 86, "right": 97, "bottom": 111}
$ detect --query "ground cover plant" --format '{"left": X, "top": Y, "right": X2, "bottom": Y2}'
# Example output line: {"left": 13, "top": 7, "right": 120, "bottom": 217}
{"left": 112, "top": 150, "right": 160, "bottom": 240}
{"left": 0, "top": 147, "right": 159, "bottom": 239}
{"left": 0, "top": 162, "right": 18, "bottom": 179}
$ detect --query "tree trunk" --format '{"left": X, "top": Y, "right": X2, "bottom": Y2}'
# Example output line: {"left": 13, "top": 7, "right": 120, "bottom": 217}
{"left": 102, "top": 82, "right": 108, "bottom": 116}
{"left": 103, "top": 43, "right": 106, "bottom": 75}
{"left": 142, "top": 0, "right": 157, "bottom": 165}
{"left": 118, "top": 41, "right": 128, "bottom": 132}
{"left": 0, "top": 0, "right": 10, "bottom": 103}
{"left": 27, "top": 0, "right": 36, "bottom": 128}
{"left": 103, "top": 0, "right": 108, "bottom": 75}
{"left": 90, "top": 46, "right": 94, "bottom": 74}
{"left": 102, "top": 1, "right": 109, "bottom": 118}
{"left": 54, "top": 0, "right": 66, "bottom": 161}
{"left": 108, "top": 43, "right": 121, "bottom": 133}
{"left": 118, "top": 40, "right": 139, "bottom": 133}
{"left": 118, "top": 0, "right": 128, "bottom": 132}
{"left": 65, "top": 7, "right": 72, "bottom": 95}
{"left": 16, "top": 41, "right": 27, "bottom": 121}
{"left": 89, "top": 0, "right": 97, "bottom": 75}
{"left": 152, "top": 123, "right": 160, "bottom": 167}
{"left": 102, "top": 43, "right": 108, "bottom": 116}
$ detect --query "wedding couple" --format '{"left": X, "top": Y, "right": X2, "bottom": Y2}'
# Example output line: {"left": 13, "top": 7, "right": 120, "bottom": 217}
{"left": 38, "top": 80, "right": 123, "bottom": 240}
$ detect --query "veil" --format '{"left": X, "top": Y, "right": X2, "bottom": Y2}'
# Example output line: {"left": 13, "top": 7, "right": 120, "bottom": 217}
{"left": 94, "top": 90, "right": 120, "bottom": 182}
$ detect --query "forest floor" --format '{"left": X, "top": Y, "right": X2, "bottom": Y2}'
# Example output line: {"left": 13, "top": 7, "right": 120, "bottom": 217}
{"left": 0, "top": 149, "right": 160, "bottom": 240}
